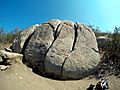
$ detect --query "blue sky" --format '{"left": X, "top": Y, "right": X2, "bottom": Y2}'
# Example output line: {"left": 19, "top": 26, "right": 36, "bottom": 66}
{"left": 0, "top": 0, "right": 120, "bottom": 32}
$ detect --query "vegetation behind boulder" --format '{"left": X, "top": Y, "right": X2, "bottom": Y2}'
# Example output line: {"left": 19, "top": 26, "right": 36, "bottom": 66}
{"left": 90, "top": 26, "right": 120, "bottom": 78}
{"left": 0, "top": 27, "right": 21, "bottom": 50}
{"left": 0, "top": 27, "right": 21, "bottom": 43}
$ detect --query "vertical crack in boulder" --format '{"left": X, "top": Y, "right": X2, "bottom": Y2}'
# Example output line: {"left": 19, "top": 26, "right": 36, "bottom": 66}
{"left": 45, "top": 23, "right": 61, "bottom": 55}
{"left": 60, "top": 23, "right": 79, "bottom": 78}
{"left": 21, "top": 31, "right": 35, "bottom": 54}
{"left": 71, "top": 23, "right": 78, "bottom": 52}
{"left": 21, "top": 31, "right": 35, "bottom": 64}
{"left": 47, "top": 23, "right": 55, "bottom": 32}
{"left": 53, "top": 23, "right": 61, "bottom": 40}
{"left": 61, "top": 57, "right": 67, "bottom": 77}
{"left": 43, "top": 23, "right": 62, "bottom": 71}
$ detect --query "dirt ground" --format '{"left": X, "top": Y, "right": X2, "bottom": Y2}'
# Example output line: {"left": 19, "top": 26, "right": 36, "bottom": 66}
{"left": 0, "top": 62, "right": 120, "bottom": 90}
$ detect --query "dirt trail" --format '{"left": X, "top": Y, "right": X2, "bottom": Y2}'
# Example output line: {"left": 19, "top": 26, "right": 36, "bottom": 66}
{"left": 0, "top": 62, "right": 120, "bottom": 90}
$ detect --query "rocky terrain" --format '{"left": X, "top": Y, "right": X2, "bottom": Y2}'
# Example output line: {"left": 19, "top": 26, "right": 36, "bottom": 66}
{"left": 0, "top": 62, "right": 120, "bottom": 90}
{"left": 0, "top": 20, "right": 120, "bottom": 90}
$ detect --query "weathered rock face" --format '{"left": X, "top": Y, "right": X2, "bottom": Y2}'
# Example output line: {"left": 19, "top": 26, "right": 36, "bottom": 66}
{"left": 0, "top": 50, "right": 23, "bottom": 64}
{"left": 11, "top": 24, "right": 40, "bottom": 53}
{"left": 97, "top": 36, "right": 111, "bottom": 49}
{"left": 0, "top": 50, "right": 23, "bottom": 71}
{"left": 24, "top": 20, "right": 100, "bottom": 79}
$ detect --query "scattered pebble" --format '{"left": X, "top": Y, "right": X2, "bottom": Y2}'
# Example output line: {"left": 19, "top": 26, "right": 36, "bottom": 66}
{"left": 6, "top": 77, "right": 9, "bottom": 79}
{"left": 19, "top": 77, "right": 22, "bottom": 80}
{"left": 0, "top": 56, "right": 3, "bottom": 62}
{"left": 0, "top": 65, "right": 8, "bottom": 71}
{"left": 15, "top": 73, "right": 18, "bottom": 75}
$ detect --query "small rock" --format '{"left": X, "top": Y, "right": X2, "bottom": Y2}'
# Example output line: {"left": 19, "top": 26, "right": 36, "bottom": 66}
{"left": 19, "top": 77, "right": 22, "bottom": 79}
{"left": 6, "top": 77, "right": 9, "bottom": 79}
{"left": 15, "top": 73, "right": 18, "bottom": 75}
{"left": 97, "top": 35, "right": 111, "bottom": 48}
{"left": 0, "top": 50, "right": 23, "bottom": 64}
{"left": 4, "top": 48, "right": 12, "bottom": 52}
{"left": 117, "top": 74, "right": 120, "bottom": 78}
{"left": 0, "top": 65, "right": 8, "bottom": 71}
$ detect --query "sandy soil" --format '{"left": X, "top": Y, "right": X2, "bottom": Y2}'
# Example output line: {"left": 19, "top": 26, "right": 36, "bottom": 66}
{"left": 0, "top": 62, "right": 120, "bottom": 90}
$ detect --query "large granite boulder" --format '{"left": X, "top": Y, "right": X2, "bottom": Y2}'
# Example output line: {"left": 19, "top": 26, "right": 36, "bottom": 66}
{"left": 24, "top": 20, "right": 100, "bottom": 79}
{"left": 11, "top": 24, "right": 40, "bottom": 53}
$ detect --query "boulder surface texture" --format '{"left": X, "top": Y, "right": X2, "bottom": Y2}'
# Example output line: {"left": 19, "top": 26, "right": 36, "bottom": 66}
{"left": 0, "top": 50, "right": 23, "bottom": 64}
{"left": 11, "top": 24, "right": 39, "bottom": 53}
{"left": 12, "top": 20, "right": 100, "bottom": 79}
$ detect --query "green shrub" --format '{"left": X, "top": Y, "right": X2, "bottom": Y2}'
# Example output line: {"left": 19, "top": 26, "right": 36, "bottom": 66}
{"left": 0, "top": 27, "right": 21, "bottom": 44}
